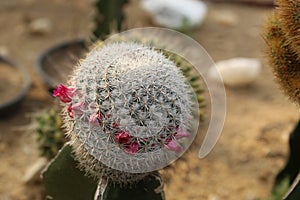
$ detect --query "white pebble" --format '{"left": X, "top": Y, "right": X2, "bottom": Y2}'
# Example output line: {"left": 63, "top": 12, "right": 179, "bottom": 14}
{"left": 211, "top": 10, "right": 238, "bottom": 26}
{"left": 29, "top": 18, "right": 52, "bottom": 35}
{"left": 0, "top": 46, "right": 9, "bottom": 57}
{"left": 208, "top": 57, "right": 261, "bottom": 87}
{"left": 141, "top": 0, "right": 207, "bottom": 29}
{"left": 22, "top": 157, "right": 47, "bottom": 184}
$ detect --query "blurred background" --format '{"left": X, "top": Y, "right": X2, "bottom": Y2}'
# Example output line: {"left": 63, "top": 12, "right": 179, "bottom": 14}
{"left": 0, "top": 0, "right": 298, "bottom": 199}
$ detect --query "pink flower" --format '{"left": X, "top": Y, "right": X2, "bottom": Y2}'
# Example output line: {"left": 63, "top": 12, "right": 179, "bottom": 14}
{"left": 115, "top": 131, "right": 131, "bottom": 143}
{"left": 165, "top": 139, "right": 183, "bottom": 153}
{"left": 67, "top": 102, "right": 85, "bottom": 118}
{"left": 89, "top": 112, "right": 103, "bottom": 126}
{"left": 125, "top": 142, "right": 139, "bottom": 155}
{"left": 53, "top": 84, "right": 75, "bottom": 103}
{"left": 175, "top": 128, "right": 190, "bottom": 139}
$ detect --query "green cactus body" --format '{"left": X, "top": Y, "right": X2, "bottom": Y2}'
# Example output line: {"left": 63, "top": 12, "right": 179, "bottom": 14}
{"left": 93, "top": 0, "right": 128, "bottom": 40}
{"left": 54, "top": 42, "right": 199, "bottom": 185}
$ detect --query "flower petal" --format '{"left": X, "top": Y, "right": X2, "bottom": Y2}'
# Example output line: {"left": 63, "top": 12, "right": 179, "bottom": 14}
{"left": 89, "top": 112, "right": 103, "bottom": 126}
{"left": 67, "top": 102, "right": 85, "bottom": 118}
{"left": 165, "top": 139, "right": 183, "bottom": 153}
{"left": 175, "top": 128, "right": 190, "bottom": 139}
{"left": 53, "top": 84, "right": 75, "bottom": 103}
{"left": 125, "top": 142, "right": 139, "bottom": 155}
{"left": 115, "top": 131, "right": 131, "bottom": 143}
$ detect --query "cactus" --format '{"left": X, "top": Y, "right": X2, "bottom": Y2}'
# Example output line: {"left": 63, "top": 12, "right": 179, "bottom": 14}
{"left": 46, "top": 41, "right": 200, "bottom": 199}
{"left": 34, "top": 108, "right": 66, "bottom": 159}
{"left": 42, "top": 144, "right": 98, "bottom": 200}
{"left": 92, "top": 0, "right": 128, "bottom": 40}
{"left": 264, "top": 1, "right": 300, "bottom": 199}
{"left": 53, "top": 42, "right": 197, "bottom": 184}
{"left": 264, "top": 3, "right": 300, "bottom": 106}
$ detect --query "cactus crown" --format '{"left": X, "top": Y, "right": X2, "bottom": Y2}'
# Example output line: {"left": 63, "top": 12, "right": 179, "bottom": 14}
{"left": 54, "top": 42, "right": 199, "bottom": 182}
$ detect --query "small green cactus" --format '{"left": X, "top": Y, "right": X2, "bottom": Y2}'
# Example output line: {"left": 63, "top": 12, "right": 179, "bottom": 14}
{"left": 92, "top": 0, "right": 128, "bottom": 40}
{"left": 34, "top": 108, "right": 66, "bottom": 159}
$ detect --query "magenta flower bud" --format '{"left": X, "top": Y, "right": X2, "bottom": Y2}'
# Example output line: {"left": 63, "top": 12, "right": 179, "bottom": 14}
{"left": 53, "top": 84, "right": 75, "bottom": 103}
{"left": 124, "top": 142, "right": 139, "bottom": 155}
{"left": 115, "top": 131, "right": 131, "bottom": 143}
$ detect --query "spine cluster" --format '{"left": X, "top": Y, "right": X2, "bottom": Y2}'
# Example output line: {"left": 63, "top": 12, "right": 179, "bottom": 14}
{"left": 264, "top": 0, "right": 300, "bottom": 105}
{"left": 54, "top": 42, "right": 196, "bottom": 184}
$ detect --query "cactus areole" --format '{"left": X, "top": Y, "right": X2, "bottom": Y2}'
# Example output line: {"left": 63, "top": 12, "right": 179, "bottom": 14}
{"left": 54, "top": 42, "right": 199, "bottom": 175}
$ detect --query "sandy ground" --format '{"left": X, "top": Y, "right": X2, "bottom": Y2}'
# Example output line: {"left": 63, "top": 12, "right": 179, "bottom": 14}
{"left": 0, "top": 0, "right": 299, "bottom": 200}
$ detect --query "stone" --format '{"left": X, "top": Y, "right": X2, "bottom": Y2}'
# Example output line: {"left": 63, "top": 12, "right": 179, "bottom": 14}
{"left": 141, "top": 0, "right": 207, "bottom": 29}
{"left": 0, "top": 46, "right": 9, "bottom": 57}
{"left": 29, "top": 18, "right": 52, "bottom": 35}
{"left": 208, "top": 57, "right": 261, "bottom": 87}
{"left": 211, "top": 10, "right": 238, "bottom": 26}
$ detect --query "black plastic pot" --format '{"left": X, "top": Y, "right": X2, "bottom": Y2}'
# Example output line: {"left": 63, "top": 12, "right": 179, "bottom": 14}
{"left": 36, "top": 39, "right": 88, "bottom": 94}
{"left": 0, "top": 56, "right": 31, "bottom": 117}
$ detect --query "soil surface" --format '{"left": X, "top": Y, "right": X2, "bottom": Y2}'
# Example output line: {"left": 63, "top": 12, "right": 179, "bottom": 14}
{"left": 0, "top": 0, "right": 299, "bottom": 200}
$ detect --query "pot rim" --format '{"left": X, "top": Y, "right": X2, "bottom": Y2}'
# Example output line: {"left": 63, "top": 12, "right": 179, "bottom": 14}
{"left": 0, "top": 55, "right": 31, "bottom": 114}
{"left": 35, "top": 38, "right": 87, "bottom": 89}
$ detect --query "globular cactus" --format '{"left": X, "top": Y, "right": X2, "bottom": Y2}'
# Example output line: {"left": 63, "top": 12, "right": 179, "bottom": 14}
{"left": 93, "top": 0, "right": 128, "bottom": 40}
{"left": 53, "top": 42, "right": 198, "bottom": 185}
{"left": 264, "top": 1, "right": 300, "bottom": 106}
{"left": 34, "top": 108, "right": 66, "bottom": 159}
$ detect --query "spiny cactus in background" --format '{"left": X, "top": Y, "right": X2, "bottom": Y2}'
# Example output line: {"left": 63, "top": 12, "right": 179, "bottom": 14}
{"left": 276, "top": 0, "right": 300, "bottom": 57}
{"left": 34, "top": 108, "right": 66, "bottom": 159}
{"left": 53, "top": 42, "right": 198, "bottom": 186}
{"left": 93, "top": 0, "right": 128, "bottom": 40}
{"left": 264, "top": 1, "right": 300, "bottom": 199}
{"left": 264, "top": 1, "right": 300, "bottom": 106}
